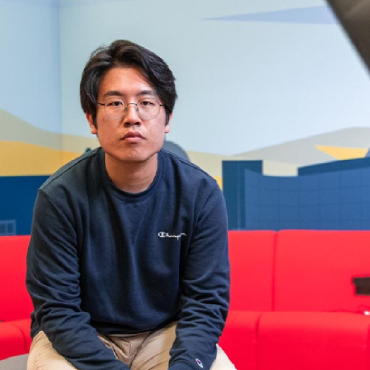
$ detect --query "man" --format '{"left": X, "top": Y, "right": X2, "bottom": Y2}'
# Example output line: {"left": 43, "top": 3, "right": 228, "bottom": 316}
{"left": 26, "top": 40, "right": 235, "bottom": 370}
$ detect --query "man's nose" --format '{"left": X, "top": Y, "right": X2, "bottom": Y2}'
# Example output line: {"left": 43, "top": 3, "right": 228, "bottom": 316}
{"left": 123, "top": 103, "right": 141, "bottom": 125}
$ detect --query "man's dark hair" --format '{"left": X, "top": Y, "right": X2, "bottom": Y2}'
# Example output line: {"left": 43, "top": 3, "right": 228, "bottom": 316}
{"left": 80, "top": 40, "right": 177, "bottom": 125}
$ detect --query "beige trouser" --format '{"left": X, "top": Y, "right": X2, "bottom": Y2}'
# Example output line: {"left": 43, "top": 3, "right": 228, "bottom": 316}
{"left": 27, "top": 322, "right": 237, "bottom": 370}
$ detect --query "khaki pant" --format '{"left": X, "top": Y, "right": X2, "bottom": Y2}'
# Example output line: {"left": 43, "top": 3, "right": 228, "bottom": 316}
{"left": 27, "top": 322, "right": 236, "bottom": 370}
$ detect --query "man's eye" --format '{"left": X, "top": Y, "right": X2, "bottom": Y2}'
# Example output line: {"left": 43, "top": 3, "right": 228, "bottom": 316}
{"left": 140, "top": 100, "right": 155, "bottom": 107}
{"left": 107, "top": 100, "right": 124, "bottom": 107}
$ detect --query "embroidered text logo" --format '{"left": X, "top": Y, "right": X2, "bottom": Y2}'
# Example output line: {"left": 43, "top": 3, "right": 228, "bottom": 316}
{"left": 158, "top": 231, "right": 187, "bottom": 240}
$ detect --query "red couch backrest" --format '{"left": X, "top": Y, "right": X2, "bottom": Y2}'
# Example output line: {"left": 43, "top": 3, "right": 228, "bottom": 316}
{"left": 0, "top": 235, "right": 33, "bottom": 321}
{"left": 228, "top": 231, "right": 276, "bottom": 311}
{"left": 274, "top": 230, "right": 370, "bottom": 312}
{"left": 4, "top": 230, "right": 370, "bottom": 322}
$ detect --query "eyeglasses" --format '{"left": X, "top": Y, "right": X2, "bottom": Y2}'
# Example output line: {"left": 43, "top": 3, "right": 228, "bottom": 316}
{"left": 97, "top": 96, "right": 164, "bottom": 121}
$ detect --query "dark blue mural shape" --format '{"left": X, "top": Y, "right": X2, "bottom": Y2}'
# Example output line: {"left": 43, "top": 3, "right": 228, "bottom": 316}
{"left": 223, "top": 158, "right": 370, "bottom": 231}
{"left": 0, "top": 176, "right": 48, "bottom": 235}
{"left": 299, "top": 157, "right": 370, "bottom": 175}
{"left": 207, "top": 6, "right": 338, "bottom": 25}
{"left": 222, "top": 160, "right": 262, "bottom": 230}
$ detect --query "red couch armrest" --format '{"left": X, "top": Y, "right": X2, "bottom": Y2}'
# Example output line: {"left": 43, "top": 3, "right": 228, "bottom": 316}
{"left": 0, "top": 321, "right": 28, "bottom": 360}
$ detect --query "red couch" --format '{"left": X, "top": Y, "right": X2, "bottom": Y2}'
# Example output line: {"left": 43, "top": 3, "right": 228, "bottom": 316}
{"left": 0, "top": 235, "right": 32, "bottom": 360}
{"left": 220, "top": 230, "right": 370, "bottom": 370}
{"left": 3, "top": 231, "right": 370, "bottom": 370}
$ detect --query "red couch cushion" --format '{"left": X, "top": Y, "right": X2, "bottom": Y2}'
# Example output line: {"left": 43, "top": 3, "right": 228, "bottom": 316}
{"left": 220, "top": 311, "right": 261, "bottom": 370}
{"left": 228, "top": 231, "right": 276, "bottom": 311}
{"left": 257, "top": 312, "right": 370, "bottom": 370}
{"left": 0, "top": 235, "right": 33, "bottom": 321}
{"left": 274, "top": 230, "right": 370, "bottom": 312}
{"left": 0, "top": 322, "right": 28, "bottom": 360}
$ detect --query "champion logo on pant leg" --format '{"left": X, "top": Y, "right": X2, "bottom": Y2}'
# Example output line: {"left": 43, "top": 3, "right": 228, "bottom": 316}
{"left": 195, "top": 358, "right": 204, "bottom": 368}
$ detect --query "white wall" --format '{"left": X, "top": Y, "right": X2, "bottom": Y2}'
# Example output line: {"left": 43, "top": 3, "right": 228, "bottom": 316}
{"left": 0, "top": 0, "right": 61, "bottom": 135}
{"left": 59, "top": 0, "right": 370, "bottom": 156}
{"left": 1, "top": 0, "right": 369, "bottom": 158}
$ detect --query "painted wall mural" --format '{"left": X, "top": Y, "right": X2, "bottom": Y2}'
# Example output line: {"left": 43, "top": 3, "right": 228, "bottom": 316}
{"left": 1, "top": 0, "right": 369, "bottom": 234}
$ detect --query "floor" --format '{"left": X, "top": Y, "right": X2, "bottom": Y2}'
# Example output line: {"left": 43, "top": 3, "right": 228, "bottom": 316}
{"left": 0, "top": 355, "right": 28, "bottom": 370}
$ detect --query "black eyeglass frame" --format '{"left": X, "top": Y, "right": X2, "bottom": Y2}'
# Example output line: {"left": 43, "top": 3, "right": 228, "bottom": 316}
{"left": 96, "top": 100, "right": 164, "bottom": 121}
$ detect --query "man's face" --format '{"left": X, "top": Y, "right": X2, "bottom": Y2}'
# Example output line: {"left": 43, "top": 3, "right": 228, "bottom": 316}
{"left": 86, "top": 67, "right": 171, "bottom": 166}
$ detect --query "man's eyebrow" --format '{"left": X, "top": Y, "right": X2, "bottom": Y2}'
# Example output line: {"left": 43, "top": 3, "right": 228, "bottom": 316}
{"left": 102, "top": 90, "right": 156, "bottom": 99}
{"left": 103, "top": 90, "right": 124, "bottom": 98}
{"left": 137, "top": 90, "right": 155, "bottom": 97}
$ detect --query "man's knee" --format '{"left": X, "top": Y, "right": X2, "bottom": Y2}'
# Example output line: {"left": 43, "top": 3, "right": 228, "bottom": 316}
{"left": 27, "top": 332, "right": 77, "bottom": 370}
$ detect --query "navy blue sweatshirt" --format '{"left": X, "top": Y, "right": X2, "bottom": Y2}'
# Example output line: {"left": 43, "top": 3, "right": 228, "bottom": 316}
{"left": 26, "top": 148, "right": 229, "bottom": 370}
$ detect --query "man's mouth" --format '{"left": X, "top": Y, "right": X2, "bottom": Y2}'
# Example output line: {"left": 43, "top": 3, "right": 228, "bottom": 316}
{"left": 122, "top": 131, "right": 144, "bottom": 140}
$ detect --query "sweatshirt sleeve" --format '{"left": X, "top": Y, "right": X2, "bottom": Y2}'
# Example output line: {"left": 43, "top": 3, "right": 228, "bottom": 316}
{"left": 26, "top": 190, "right": 128, "bottom": 370}
{"left": 168, "top": 184, "right": 230, "bottom": 370}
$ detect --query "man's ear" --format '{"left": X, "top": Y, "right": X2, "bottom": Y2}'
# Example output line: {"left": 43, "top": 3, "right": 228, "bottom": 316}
{"left": 86, "top": 113, "right": 97, "bottom": 135}
{"left": 165, "top": 113, "right": 173, "bottom": 134}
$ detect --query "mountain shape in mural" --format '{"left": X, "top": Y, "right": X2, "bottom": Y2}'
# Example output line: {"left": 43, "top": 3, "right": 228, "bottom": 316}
{"left": 3, "top": 110, "right": 368, "bottom": 177}
{"left": 0, "top": 109, "right": 99, "bottom": 153}
{"left": 0, "top": 109, "right": 99, "bottom": 176}
{"left": 0, "top": 109, "right": 227, "bottom": 181}
{"left": 235, "top": 127, "right": 370, "bottom": 166}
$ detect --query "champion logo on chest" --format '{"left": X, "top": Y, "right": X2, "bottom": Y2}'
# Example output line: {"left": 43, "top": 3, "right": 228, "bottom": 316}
{"left": 158, "top": 231, "right": 187, "bottom": 240}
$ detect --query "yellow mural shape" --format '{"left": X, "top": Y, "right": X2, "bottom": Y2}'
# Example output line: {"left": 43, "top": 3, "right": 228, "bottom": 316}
{"left": 214, "top": 176, "right": 222, "bottom": 190}
{"left": 316, "top": 145, "right": 368, "bottom": 160}
{"left": 0, "top": 141, "right": 80, "bottom": 176}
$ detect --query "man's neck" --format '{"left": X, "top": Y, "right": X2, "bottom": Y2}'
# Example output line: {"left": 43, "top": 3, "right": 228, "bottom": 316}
{"left": 105, "top": 154, "right": 158, "bottom": 194}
